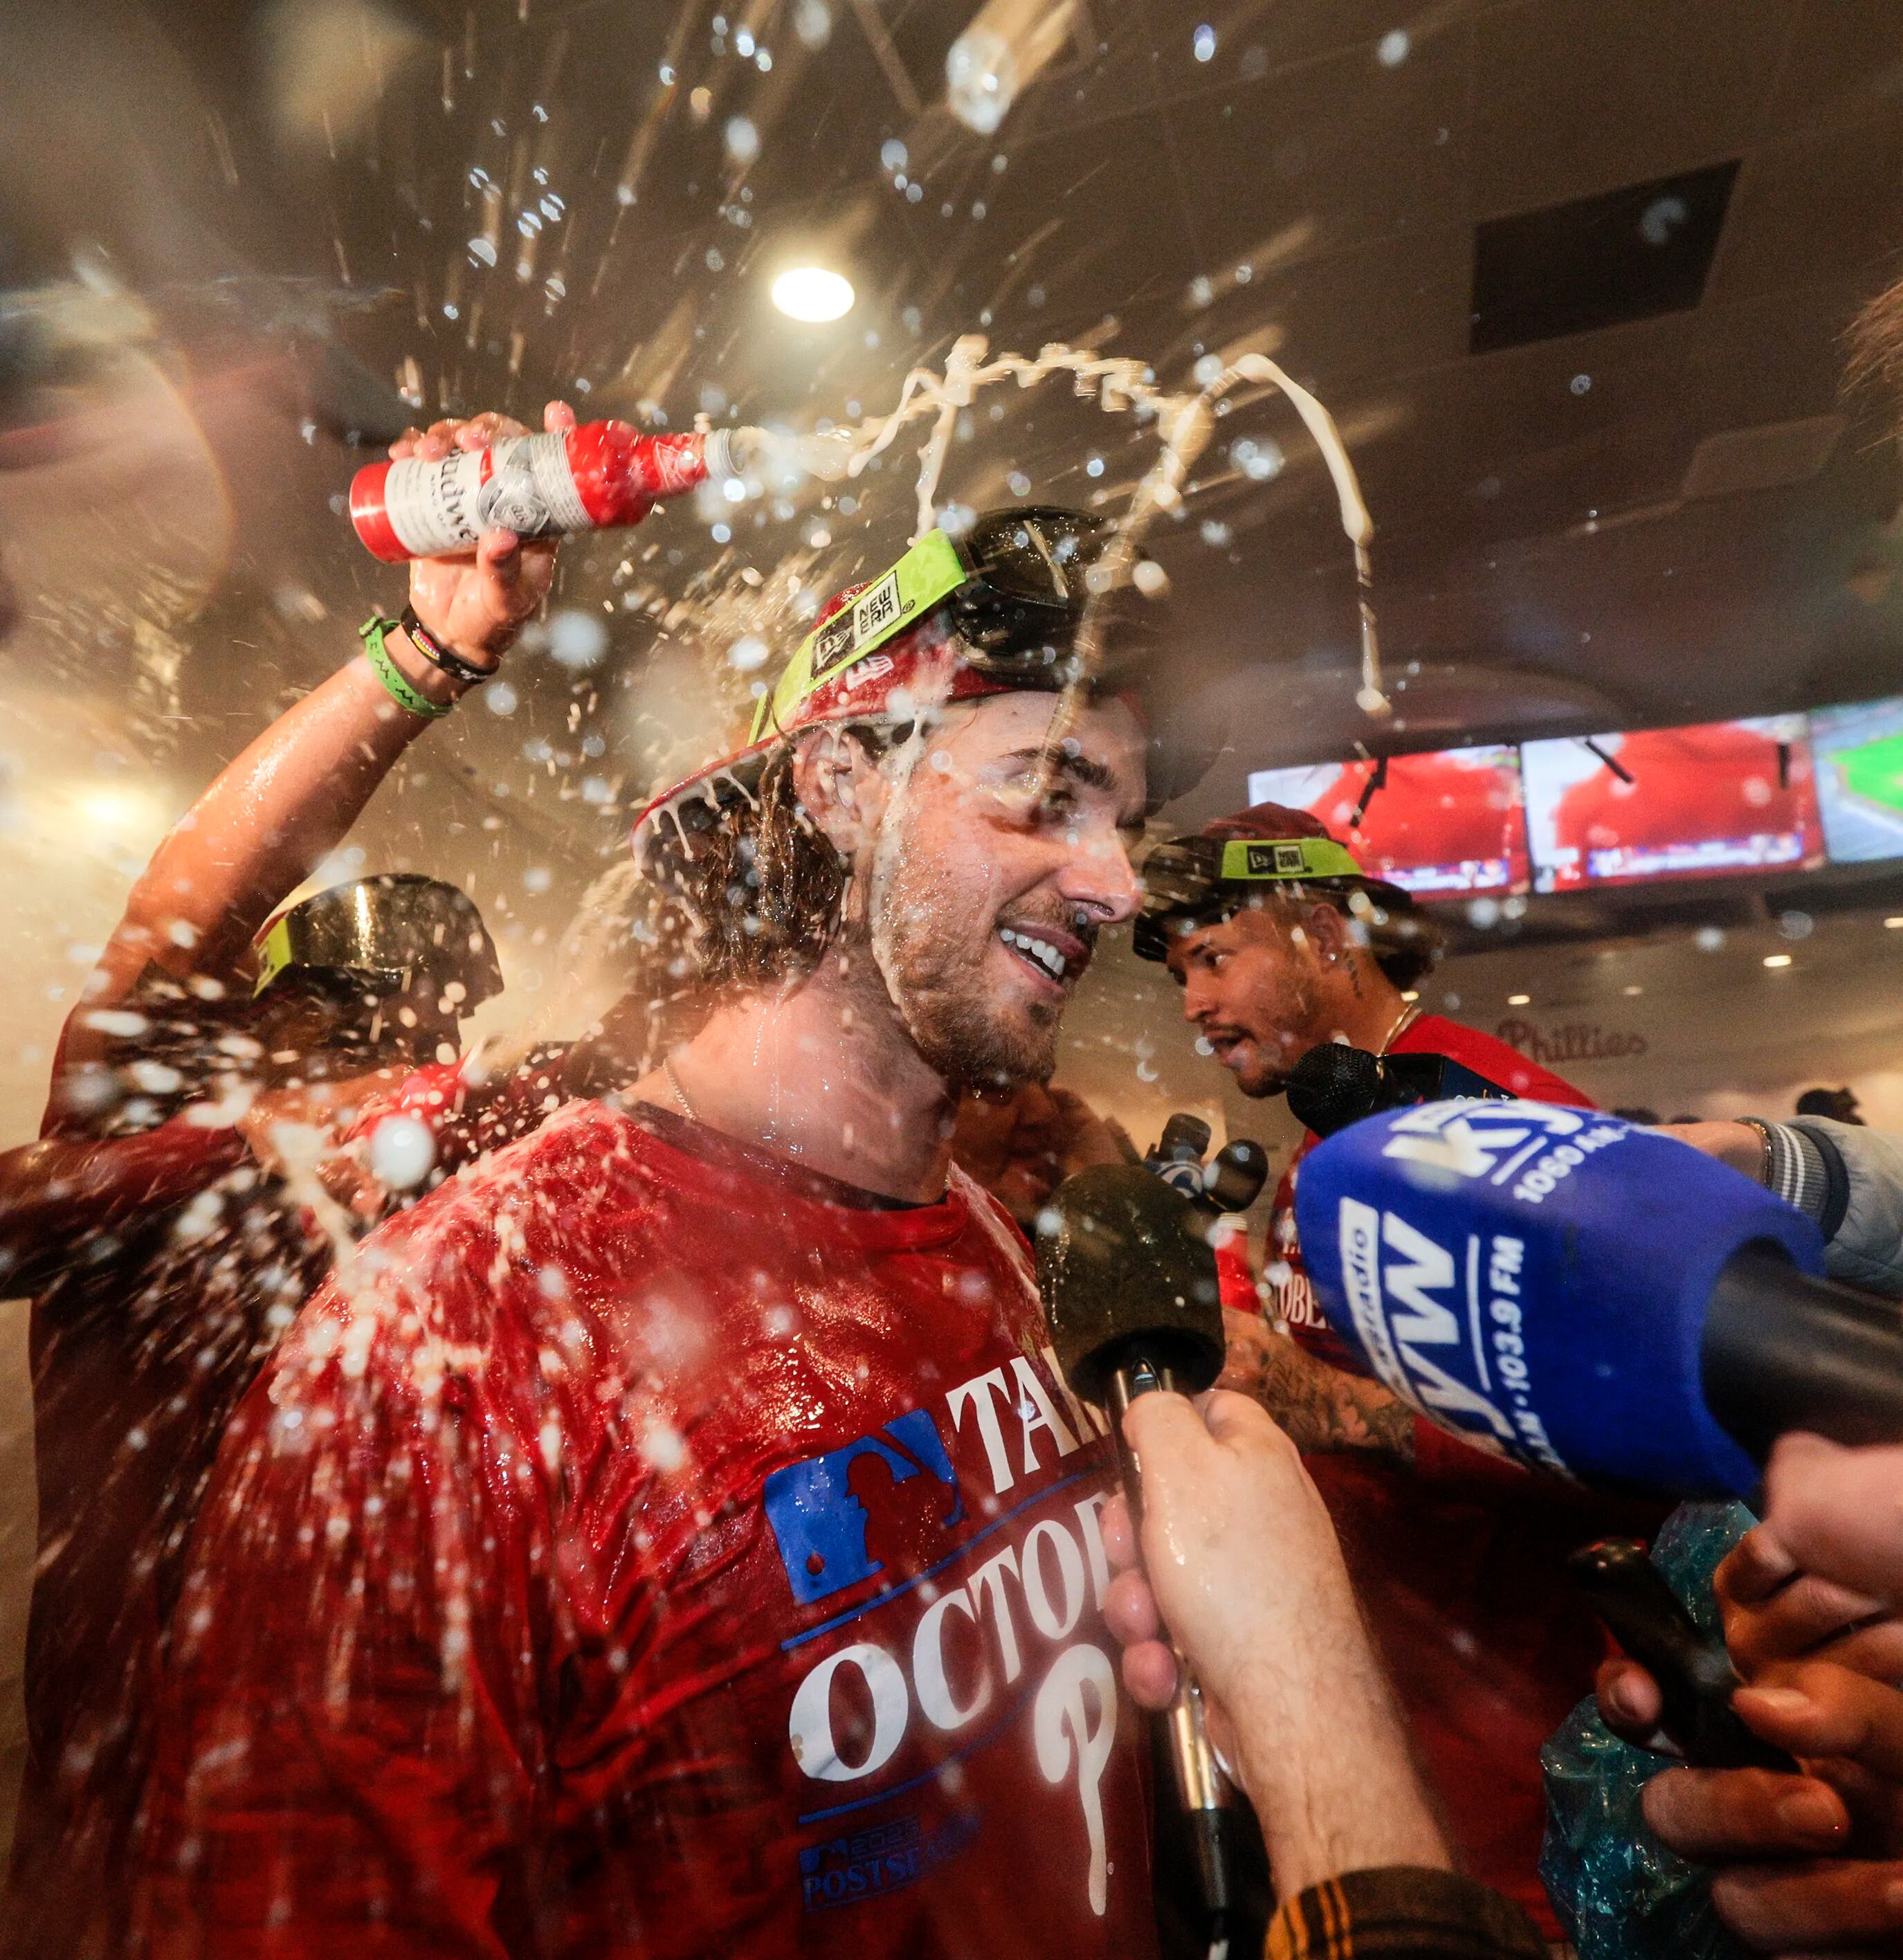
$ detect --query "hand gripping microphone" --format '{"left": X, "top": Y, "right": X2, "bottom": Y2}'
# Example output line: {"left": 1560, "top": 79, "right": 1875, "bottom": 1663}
{"left": 1291, "top": 1098, "right": 1903, "bottom": 1496}
{"left": 1037, "top": 1163, "right": 1241, "bottom": 1945}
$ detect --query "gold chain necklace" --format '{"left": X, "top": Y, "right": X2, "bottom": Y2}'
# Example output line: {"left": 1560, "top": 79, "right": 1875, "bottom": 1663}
{"left": 662, "top": 1053, "right": 698, "bottom": 1123}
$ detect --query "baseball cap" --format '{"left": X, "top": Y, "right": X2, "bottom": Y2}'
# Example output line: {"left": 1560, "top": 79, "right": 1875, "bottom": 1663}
{"left": 1133, "top": 800, "right": 1419, "bottom": 963}
{"left": 631, "top": 507, "right": 1198, "bottom": 869}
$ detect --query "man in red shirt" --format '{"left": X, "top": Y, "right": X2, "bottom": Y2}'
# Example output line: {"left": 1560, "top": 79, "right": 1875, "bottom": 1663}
{"left": 1135, "top": 800, "right": 1657, "bottom": 1936}
{"left": 1, "top": 403, "right": 563, "bottom": 1960}
{"left": 136, "top": 508, "right": 1172, "bottom": 1957}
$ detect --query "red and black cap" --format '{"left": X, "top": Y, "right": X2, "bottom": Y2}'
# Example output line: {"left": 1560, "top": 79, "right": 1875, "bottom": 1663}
{"left": 1133, "top": 800, "right": 1418, "bottom": 963}
{"left": 631, "top": 507, "right": 1198, "bottom": 869}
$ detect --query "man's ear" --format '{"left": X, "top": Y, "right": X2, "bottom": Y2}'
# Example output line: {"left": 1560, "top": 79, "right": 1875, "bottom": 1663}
{"left": 1303, "top": 898, "right": 1352, "bottom": 965}
{"left": 791, "top": 728, "right": 890, "bottom": 856}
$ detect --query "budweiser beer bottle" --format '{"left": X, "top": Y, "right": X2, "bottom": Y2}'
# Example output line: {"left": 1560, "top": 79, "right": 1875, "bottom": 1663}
{"left": 349, "top": 421, "right": 754, "bottom": 562}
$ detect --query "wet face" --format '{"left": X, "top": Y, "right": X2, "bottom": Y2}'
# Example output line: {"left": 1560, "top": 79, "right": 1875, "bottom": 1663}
{"left": 866, "top": 693, "right": 1147, "bottom": 1089}
{"left": 1163, "top": 900, "right": 1336, "bottom": 1097}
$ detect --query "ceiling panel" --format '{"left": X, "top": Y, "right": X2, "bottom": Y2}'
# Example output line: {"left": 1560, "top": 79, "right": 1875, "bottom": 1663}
{"left": 1471, "top": 0, "right": 1794, "bottom": 217}
{"left": 1163, "top": 24, "right": 1475, "bottom": 277}
{"left": 1705, "top": 115, "right": 1903, "bottom": 305}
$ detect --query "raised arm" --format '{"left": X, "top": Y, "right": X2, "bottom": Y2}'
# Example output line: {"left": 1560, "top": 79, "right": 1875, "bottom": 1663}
{"left": 73, "top": 403, "right": 572, "bottom": 1016}
{"left": 0, "top": 1123, "right": 247, "bottom": 1298}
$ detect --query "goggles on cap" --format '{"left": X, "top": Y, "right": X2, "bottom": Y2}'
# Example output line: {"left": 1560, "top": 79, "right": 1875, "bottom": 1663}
{"left": 749, "top": 505, "right": 1120, "bottom": 743}
{"left": 252, "top": 873, "right": 503, "bottom": 1008}
{"left": 1133, "top": 833, "right": 1371, "bottom": 961}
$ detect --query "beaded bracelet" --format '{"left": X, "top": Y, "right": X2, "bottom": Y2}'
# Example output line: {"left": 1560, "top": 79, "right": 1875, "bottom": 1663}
{"left": 401, "top": 606, "right": 496, "bottom": 688}
{"left": 361, "top": 615, "right": 450, "bottom": 719}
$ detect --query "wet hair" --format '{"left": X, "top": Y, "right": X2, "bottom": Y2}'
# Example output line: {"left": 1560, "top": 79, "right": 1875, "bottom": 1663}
{"left": 1847, "top": 275, "right": 1903, "bottom": 430}
{"left": 648, "top": 730, "right": 901, "bottom": 992}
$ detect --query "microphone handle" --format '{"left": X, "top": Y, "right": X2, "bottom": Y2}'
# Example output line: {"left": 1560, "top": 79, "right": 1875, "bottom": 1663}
{"left": 1109, "top": 1359, "right": 1240, "bottom": 1939}
{"left": 1702, "top": 1245, "right": 1903, "bottom": 1461}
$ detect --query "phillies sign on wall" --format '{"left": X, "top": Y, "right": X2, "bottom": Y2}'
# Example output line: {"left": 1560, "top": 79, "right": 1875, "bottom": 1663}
{"left": 1496, "top": 1018, "right": 1648, "bottom": 1066}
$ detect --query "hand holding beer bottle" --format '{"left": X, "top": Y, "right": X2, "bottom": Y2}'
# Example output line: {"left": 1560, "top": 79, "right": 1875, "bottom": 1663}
{"left": 392, "top": 400, "right": 574, "bottom": 677}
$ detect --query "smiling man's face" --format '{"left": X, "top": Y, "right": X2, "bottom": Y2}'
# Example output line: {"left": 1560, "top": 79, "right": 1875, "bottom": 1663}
{"left": 869, "top": 691, "right": 1147, "bottom": 1089}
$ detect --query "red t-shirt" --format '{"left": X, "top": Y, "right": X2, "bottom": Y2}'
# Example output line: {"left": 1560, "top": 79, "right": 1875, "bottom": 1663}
{"left": 1257, "top": 1015, "right": 1661, "bottom": 1936}
{"left": 138, "top": 1100, "right": 1156, "bottom": 1959}
{"left": 3, "top": 1049, "right": 572, "bottom": 1960}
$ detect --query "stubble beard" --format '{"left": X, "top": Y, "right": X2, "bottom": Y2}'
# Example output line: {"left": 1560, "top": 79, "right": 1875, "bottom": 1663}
{"left": 868, "top": 865, "right": 1062, "bottom": 1093}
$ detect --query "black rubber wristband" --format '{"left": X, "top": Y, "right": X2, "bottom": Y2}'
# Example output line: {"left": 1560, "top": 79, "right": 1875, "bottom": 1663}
{"left": 400, "top": 606, "right": 496, "bottom": 687}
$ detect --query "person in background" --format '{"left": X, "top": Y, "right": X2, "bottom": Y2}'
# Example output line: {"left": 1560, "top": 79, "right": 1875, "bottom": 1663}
{"left": 1101, "top": 1388, "right": 1547, "bottom": 1960}
{"left": 950, "top": 1076, "right": 1136, "bottom": 1231}
{"left": 1795, "top": 1085, "right": 1864, "bottom": 1125}
{"left": 1135, "top": 799, "right": 1660, "bottom": 1938}
{"left": 1666, "top": 1109, "right": 1903, "bottom": 1298}
{"left": 0, "top": 406, "right": 558, "bottom": 1960}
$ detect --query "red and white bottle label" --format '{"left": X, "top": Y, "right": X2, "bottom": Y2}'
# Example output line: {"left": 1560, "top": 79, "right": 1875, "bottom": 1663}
{"left": 379, "top": 433, "right": 592, "bottom": 557}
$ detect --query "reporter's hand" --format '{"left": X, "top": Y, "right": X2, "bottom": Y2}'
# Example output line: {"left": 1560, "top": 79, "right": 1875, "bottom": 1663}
{"left": 397, "top": 401, "right": 570, "bottom": 670}
{"left": 1593, "top": 1521, "right": 1903, "bottom": 1755}
{"left": 1760, "top": 1433, "right": 1903, "bottom": 1612}
{"left": 1662, "top": 1120, "right": 1769, "bottom": 1181}
{"left": 1100, "top": 1390, "right": 1358, "bottom": 1741}
{"left": 1719, "top": 1525, "right": 1903, "bottom": 1685}
{"left": 1098, "top": 1390, "right": 1449, "bottom": 1894}
{"left": 1639, "top": 1658, "right": 1903, "bottom": 1953}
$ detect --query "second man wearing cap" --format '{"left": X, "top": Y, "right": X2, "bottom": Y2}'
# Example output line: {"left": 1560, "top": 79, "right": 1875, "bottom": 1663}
{"left": 1138, "top": 798, "right": 1658, "bottom": 1939}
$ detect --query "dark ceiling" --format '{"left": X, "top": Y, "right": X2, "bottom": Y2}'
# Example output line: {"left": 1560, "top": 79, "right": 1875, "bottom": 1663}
{"left": 4, "top": 0, "right": 1903, "bottom": 842}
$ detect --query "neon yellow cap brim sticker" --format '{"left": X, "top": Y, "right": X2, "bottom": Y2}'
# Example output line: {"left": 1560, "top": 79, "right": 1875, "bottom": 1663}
{"left": 1217, "top": 836, "right": 1366, "bottom": 882}
{"left": 749, "top": 528, "right": 968, "bottom": 744}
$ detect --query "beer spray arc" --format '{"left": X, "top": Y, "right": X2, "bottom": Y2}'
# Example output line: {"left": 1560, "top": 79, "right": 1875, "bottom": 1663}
{"left": 344, "top": 335, "right": 1387, "bottom": 716}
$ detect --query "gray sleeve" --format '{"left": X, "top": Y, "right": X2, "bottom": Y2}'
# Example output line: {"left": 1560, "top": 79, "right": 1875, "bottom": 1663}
{"left": 1783, "top": 1118, "right": 1903, "bottom": 1299}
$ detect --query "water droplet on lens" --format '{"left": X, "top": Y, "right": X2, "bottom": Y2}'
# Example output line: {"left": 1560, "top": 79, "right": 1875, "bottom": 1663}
{"left": 946, "top": 28, "right": 1017, "bottom": 134}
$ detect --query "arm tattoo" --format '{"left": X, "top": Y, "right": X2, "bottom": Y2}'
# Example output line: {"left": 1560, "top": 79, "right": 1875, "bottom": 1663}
{"left": 1219, "top": 1309, "right": 1417, "bottom": 1467}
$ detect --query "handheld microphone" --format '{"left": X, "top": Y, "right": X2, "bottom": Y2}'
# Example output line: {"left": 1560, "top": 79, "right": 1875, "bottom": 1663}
{"left": 1037, "top": 1163, "right": 1240, "bottom": 1943}
{"left": 1291, "top": 1099, "right": 1903, "bottom": 1496}
{"left": 1144, "top": 1115, "right": 1273, "bottom": 1217}
{"left": 1285, "top": 1044, "right": 1516, "bottom": 1138}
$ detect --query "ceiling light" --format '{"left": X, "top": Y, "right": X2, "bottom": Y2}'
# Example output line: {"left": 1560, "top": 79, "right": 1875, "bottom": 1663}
{"left": 1506, "top": 992, "right": 1530, "bottom": 1006}
{"left": 1763, "top": 954, "right": 1792, "bottom": 969}
{"left": 1887, "top": 916, "right": 1903, "bottom": 929}
{"left": 772, "top": 266, "right": 854, "bottom": 322}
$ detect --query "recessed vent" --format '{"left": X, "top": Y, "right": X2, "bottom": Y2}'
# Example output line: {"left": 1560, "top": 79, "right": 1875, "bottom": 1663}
{"left": 1470, "top": 160, "right": 1741, "bottom": 355}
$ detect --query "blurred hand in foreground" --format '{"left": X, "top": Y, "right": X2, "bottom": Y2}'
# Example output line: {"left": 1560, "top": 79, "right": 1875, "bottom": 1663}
{"left": 1100, "top": 1388, "right": 1447, "bottom": 1896}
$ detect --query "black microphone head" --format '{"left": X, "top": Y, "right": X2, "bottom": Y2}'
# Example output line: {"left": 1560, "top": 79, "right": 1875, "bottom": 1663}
{"left": 1037, "top": 1162, "right": 1226, "bottom": 1408}
{"left": 1285, "top": 1042, "right": 1384, "bottom": 1137}
{"left": 1153, "top": 1111, "right": 1212, "bottom": 1165}
{"left": 1203, "top": 1138, "right": 1270, "bottom": 1215}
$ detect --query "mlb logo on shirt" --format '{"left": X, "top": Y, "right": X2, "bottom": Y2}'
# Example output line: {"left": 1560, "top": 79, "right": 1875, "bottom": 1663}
{"left": 764, "top": 1408, "right": 965, "bottom": 1606}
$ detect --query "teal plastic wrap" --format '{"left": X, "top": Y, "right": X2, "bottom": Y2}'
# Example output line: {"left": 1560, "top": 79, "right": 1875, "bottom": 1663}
{"left": 1539, "top": 1502, "right": 1758, "bottom": 1960}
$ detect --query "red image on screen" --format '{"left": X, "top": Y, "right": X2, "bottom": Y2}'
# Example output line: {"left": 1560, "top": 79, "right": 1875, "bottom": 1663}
{"left": 1521, "top": 716, "right": 1823, "bottom": 893}
{"left": 1246, "top": 747, "right": 1530, "bottom": 896}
